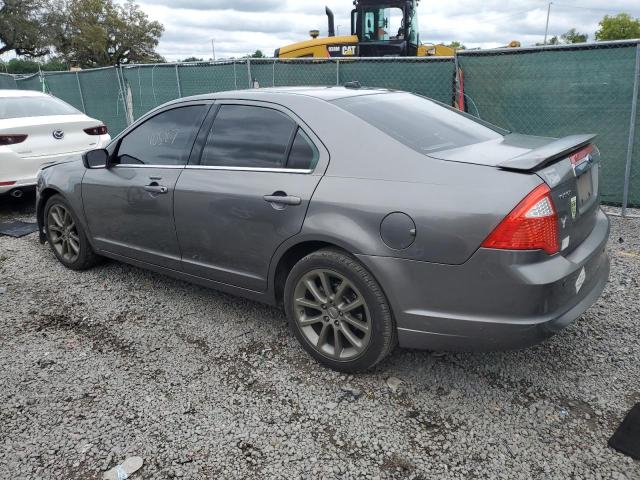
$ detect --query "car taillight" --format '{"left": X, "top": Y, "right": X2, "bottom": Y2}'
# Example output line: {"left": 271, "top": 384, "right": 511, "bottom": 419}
{"left": 0, "top": 181, "right": 16, "bottom": 186}
{"left": 569, "top": 144, "right": 593, "bottom": 166}
{"left": 84, "top": 125, "right": 108, "bottom": 136}
{"left": 0, "top": 134, "right": 28, "bottom": 146}
{"left": 482, "top": 184, "right": 559, "bottom": 255}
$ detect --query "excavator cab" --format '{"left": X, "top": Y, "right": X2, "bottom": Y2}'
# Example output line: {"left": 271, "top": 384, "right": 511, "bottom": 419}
{"left": 352, "top": 0, "right": 420, "bottom": 56}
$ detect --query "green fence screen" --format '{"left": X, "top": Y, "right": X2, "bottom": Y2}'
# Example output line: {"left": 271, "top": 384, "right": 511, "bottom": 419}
{"left": 458, "top": 43, "right": 639, "bottom": 206}
{"left": 4, "top": 43, "right": 639, "bottom": 208}
{"left": 0, "top": 73, "right": 16, "bottom": 89}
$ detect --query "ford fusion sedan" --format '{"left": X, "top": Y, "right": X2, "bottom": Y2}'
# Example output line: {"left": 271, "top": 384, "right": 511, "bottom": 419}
{"left": 36, "top": 87, "right": 610, "bottom": 372}
{"left": 0, "top": 90, "right": 110, "bottom": 197}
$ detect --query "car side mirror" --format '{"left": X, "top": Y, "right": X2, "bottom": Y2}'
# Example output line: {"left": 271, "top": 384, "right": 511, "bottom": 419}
{"left": 83, "top": 149, "right": 111, "bottom": 169}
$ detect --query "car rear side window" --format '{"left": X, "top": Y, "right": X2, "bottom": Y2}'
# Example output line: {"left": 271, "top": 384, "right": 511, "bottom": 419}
{"left": 287, "top": 129, "right": 319, "bottom": 170}
{"left": 116, "top": 105, "right": 207, "bottom": 166}
{"left": 333, "top": 92, "right": 505, "bottom": 155}
{"left": 201, "top": 105, "right": 296, "bottom": 169}
{"left": 0, "top": 96, "right": 80, "bottom": 119}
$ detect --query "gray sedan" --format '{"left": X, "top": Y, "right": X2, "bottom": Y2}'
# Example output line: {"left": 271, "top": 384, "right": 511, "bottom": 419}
{"left": 36, "top": 87, "right": 610, "bottom": 372}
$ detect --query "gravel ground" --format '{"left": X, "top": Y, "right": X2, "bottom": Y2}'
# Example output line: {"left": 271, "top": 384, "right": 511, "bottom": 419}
{"left": 1, "top": 194, "right": 639, "bottom": 480}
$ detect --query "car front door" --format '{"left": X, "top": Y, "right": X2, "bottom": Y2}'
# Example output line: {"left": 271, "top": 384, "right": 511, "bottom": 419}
{"left": 174, "top": 101, "right": 328, "bottom": 292}
{"left": 82, "top": 102, "right": 210, "bottom": 270}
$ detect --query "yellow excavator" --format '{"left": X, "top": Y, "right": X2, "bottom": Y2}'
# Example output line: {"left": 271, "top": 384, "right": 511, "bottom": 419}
{"left": 275, "top": 0, "right": 455, "bottom": 58}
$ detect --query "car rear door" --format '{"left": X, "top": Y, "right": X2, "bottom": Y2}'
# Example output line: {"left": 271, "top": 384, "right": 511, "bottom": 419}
{"left": 82, "top": 102, "right": 210, "bottom": 270}
{"left": 174, "top": 101, "right": 328, "bottom": 292}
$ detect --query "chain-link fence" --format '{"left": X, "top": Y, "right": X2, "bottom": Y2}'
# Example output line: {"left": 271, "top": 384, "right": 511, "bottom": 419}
{"left": 457, "top": 40, "right": 640, "bottom": 209}
{"left": 0, "top": 73, "right": 16, "bottom": 89}
{"left": 118, "top": 57, "right": 456, "bottom": 120}
{"left": 3, "top": 41, "right": 640, "bottom": 210}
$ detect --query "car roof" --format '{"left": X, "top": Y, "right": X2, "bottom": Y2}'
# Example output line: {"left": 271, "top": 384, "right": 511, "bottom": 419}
{"left": 182, "top": 86, "right": 395, "bottom": 103}
{"left": 0, "top": 89, "right": 48, "bottom": 98}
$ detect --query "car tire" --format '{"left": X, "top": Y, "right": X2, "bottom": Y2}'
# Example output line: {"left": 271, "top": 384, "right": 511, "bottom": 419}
{"left": 44, "top": 194, "right": 100, "bottom": 271}
{"left": 284, "top": 248, "right": 397, "bottom": 373}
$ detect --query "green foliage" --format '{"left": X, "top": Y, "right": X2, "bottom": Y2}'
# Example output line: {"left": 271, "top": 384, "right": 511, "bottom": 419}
{"left": 51, "top": 0, "right": 164, "bottom": 67}
{"left": 561, "top": 29, "right": 588, "bottom": 44}
{"left": 1, "top": 57, "right": 68, "bottom": 74}
{"left": 250, "top": 50, "right": 265, "bottom": 58}
{"left": 181, "top": 57, "right": 204, "bottom": 63}
{"left": 595, "top": 13, "right": 640, "bottom": 41}
{"left": 0, "top": 0, "right": 55, "bottom": 56}
{"left": 446, "top": 41, "right": 466, "bottom": 51}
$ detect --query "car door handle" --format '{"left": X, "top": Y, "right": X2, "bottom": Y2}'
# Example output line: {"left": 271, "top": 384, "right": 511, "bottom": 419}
{"left": 263, "top": 194, "right": 302, "bottom": 206}
{"left": 144, "top": 185, "right": 168, "bottom": 194}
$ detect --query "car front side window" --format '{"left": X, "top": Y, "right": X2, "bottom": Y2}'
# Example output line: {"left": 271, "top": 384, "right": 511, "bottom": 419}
{"left": 116, "top": 105, "right": 207, "bottom": 166}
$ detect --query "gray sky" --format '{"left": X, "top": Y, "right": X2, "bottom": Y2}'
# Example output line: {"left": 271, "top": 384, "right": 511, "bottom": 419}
{"left": 137, "top": 0, "right": 640, "bottom": 60}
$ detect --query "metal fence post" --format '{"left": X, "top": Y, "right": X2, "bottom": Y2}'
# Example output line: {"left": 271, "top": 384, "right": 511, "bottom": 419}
{"left": 115, "top": 65, "right": 132, "bottom": 126}
{"left": 175, "top": 64, "right": 182, "bottom": 98}
{"left": 622, "top": 42, "right": 640, "bottom": 216}
{"left": 336, "top": 59, "right": 340, "bottom": 86}
{"left": 75, "top": 71, "right": 87, "bottom": 113}
{"left": 247, "top": 59, "right": 252, "bottom": 88}
{"left": 233, "top": 61, "right": 238, "bottom": 90}
{"left": 272, "top": 59, "right": 276, "bottom": 87}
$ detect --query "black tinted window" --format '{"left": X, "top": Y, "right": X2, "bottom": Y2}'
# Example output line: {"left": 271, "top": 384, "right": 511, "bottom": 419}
{"left": 333, "top": 93, "right": 504, "bottom": 155}
{"left": 117, "top": 105, "right": 207, "bottom": 166}
{"left": 287, "top": 129, "right": 319, "bottom": 170}
{"left": 201, "top": 105, "right": 296, "bottom": 168}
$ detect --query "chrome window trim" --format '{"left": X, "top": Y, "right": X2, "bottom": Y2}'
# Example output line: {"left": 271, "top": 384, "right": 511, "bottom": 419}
{"left": 185, "top": 165, "right": 314, "bottom": 174}
{"left": 112, "top": 164, "right": 186, "bottom": 170}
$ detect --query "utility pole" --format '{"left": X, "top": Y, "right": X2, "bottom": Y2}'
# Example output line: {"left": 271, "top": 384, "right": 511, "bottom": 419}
{"left": 543, "top": 2, "right": 552, "bottom": 46}
{"left": 211, "top": 39, "right": 216, "bottom": 62}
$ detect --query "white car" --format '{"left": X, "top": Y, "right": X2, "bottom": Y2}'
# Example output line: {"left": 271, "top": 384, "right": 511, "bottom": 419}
{"left": 0, "top": 90, "right": 111, "bottom": 197}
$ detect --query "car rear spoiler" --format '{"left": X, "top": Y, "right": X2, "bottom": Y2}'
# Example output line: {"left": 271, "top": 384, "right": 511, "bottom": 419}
{"left": 498, "top": 134, "right": 597, "bottom": 172}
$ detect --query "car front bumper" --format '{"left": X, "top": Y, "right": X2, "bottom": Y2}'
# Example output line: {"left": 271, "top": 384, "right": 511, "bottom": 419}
{"left": 356, "top": 209, "right": 611, "bottom": 352}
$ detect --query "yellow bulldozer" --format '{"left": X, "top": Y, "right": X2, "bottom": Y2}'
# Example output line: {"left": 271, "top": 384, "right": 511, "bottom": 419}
{"left": 275, "top": 0, "right": 455, "bottom": 58}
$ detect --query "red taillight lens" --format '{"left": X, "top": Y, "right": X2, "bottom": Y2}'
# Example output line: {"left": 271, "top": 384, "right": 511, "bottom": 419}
{"left": 482, "top": 184, "right": 559, "bottom": 255}
{"left": 0, "top": 181, "right": 16, "bottom": 186}
{"left": 84, "top": 125, "right": 108, "bottom": 136}
{"left": 569, "top": 144, "right": 593, "bottom": 166}
{"left": 0, "top": 134, "right": 28, "bottom": 146}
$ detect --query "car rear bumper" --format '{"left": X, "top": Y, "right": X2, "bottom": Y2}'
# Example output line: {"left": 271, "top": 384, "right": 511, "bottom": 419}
{"left": 0, "top": 135, "right": 110, "bottom": 195}
{"left": 356, "top": 209, "right": 611, "bottom": 352}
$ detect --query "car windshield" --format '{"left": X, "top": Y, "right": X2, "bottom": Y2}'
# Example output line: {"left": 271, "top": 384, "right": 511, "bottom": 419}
{"left": 0, "top": 96, "right": 80, "bottom": 119}
{"left": 333, "top": 92, "right": 507, "bottom": 155}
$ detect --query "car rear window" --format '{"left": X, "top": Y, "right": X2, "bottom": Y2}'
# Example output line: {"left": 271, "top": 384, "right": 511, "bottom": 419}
{"left": 0, "top": 96, "right": 80, "bottom": 119}
{"left": 332, "top": 92, "right": 506, "bottom": 155}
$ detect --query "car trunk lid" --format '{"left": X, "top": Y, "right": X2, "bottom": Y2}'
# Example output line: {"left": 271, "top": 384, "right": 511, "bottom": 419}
{"left": 0, "top": 115, "right": 103, "bottom": 158}
{"left": 430, "top": 133, "right": 600, "bottom": 256}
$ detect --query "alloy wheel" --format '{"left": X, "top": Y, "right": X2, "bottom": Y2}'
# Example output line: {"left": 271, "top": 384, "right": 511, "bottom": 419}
{"left": 293, "top": 269, "right": 372, "bottom": 360}
{"left": 47, "top": 204, "right": 81, "bottom": 263}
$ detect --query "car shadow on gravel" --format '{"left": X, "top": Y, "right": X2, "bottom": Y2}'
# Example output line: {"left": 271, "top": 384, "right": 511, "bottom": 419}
{"left": 0, "top": 191, "right": 36, "bottom": 222}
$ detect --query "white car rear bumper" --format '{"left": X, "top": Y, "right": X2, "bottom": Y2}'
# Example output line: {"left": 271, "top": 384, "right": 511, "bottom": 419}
{"left": 0, "top": 134, "right": 110, "bottom": 195}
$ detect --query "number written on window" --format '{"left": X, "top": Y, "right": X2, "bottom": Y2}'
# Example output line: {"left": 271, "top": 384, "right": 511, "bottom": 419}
{"left": 117, "top": 105, "right": 207, "bottom": 166}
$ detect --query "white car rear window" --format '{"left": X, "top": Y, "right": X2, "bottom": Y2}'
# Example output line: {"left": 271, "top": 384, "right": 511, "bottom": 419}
{"left": 0, "top": 96, "right": 80, "bottom": 119}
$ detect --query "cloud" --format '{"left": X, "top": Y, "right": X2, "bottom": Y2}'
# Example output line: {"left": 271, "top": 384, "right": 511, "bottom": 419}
{"left": 129, "top": 0, "right": 640, "bottom": 60}
{"left": 148, "top": 0, "right": 284, "bottom": 12}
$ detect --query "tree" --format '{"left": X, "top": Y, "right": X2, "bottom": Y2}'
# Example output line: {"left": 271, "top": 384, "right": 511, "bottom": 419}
{"left": 446, "top": 41, "right": 466, "bottom": 51}
{"left": 0, "top": 0, "right": 55, "bottom": 56}
{"left": 3, "top": 57, "right": 67, "bottom": 73}
{"left": 561, "top": 28, "right": 588, "bottom": 44}
{"left": 51, "top": 0, "right": 164, "bottom": 67}
{"left": 181, "top": 57, "right": 203, "bottom": 62}
{"left": 250, "top": 50, "right": 265, "bottom": 58}
{"left": 595, "top": 13, "right": 640, "bottom": 41}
